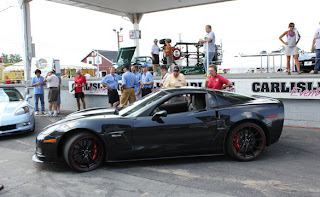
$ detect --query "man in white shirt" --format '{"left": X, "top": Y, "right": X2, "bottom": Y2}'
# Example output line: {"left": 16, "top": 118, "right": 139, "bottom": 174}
{"left": 199, "top": 25, "right": 216, "bottom": 76}
{"left": 44, "top": 70, "right": 60, "bottom": 117}
{"left": 151, "top": 39, "right": 160, "bottom": 76}
{"left": 311, "top": 22, "right": 320, "bottom": 74}
{"left": 85, "top": 72, "right": 91, "bottom": 78}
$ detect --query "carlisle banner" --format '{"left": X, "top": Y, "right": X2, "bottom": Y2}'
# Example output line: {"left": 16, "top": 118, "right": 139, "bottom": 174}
{"left": 69, "top": 78, "right": 320, "bottom": 99}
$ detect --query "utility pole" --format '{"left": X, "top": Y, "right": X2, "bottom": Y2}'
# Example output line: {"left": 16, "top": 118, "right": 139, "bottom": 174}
{"left": 113, "top": 27, "right": 123, "bottom": 51}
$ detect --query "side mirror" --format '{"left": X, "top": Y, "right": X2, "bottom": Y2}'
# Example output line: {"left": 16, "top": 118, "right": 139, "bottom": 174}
{"left": 151, "top": 110, "right": 167, "bottom": 121}
{"left": 25, "top": 95, "right": 32, "bottom": 101}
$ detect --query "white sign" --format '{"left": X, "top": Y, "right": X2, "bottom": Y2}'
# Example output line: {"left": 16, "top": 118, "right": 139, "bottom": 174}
{"left": 69, "top": 77, "right": 320, "bottom": 99}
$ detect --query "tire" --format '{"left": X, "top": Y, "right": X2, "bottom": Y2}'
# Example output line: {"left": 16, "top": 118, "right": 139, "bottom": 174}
{"left": 227, "top": 122, "right": 266, "bottom": 161}
{"left": 63, "top": 132, "right": 105, "bottom": 172}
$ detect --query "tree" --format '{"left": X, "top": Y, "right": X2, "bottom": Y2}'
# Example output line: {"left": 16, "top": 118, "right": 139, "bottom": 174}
{"left": 1, "top": 53, "right": 22, "bottom": 63}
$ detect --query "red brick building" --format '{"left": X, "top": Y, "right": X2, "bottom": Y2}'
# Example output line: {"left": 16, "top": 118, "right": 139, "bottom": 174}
{"left": 81, "top": 50, "right": 118, "bottom": 76}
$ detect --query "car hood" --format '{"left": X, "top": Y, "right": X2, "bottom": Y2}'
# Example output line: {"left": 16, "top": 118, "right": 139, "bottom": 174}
{"left": 66, "top": 107, "right": 117, "bottom": 119}
{"left": 298, "top": 53, "right": 316, "bottom": 61}
{"left": 51, "top": 107, "right": 120, "bottom": 126}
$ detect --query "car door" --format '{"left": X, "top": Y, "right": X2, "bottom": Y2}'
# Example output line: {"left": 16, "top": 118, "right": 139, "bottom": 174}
{"left": 132, "top": 93, "right": 218, "bottom": 155}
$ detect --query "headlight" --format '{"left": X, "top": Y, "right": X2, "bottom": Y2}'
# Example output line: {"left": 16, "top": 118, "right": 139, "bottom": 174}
{"left": 15, "top": 106, "right": 30, "bottom": 115}
{"left": 37, "top": 124, "right": 69, "bottom": 140}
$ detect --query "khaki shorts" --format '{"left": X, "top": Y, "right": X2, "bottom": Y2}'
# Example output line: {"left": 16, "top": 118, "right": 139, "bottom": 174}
{"left": 48, "top": 87, "right": 59, "bottom": 102}
{"left": 120, "top": 88, "right": 136, "bottom": 106}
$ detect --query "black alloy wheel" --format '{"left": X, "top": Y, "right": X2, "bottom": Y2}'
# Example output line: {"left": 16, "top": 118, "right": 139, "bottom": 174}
{"left": 64, "top": 132, "right": 105, "bottom": 172}
{"left": 227, "top": 123, "right": 266, "bottom": 161}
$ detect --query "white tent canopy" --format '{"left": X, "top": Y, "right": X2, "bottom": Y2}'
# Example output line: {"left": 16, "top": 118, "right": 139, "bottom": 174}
{"left": 3, "top": 62, "right": 24, "bottom": 72}
{"left": 60, "top": 62, "right": 97, "bottom": 70}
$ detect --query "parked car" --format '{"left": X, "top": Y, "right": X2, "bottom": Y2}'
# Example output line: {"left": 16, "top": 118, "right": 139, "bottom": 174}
{"left": 131, "top": 56, "right": 153, "bottom": 71}
{"left": 33, "top": 87, "right": 284, "bottom": 171}
{"left": 0, "top": 88, "right": 35, "bottom": 136}
{"left": 298, "top": 53, "right": 316, "bottom": 73}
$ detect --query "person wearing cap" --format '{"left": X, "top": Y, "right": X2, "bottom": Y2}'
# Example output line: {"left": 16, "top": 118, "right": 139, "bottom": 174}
{"left": 163, "top": 66, "right": 187, "bottom": 88}
{"left": 199, "top": 25, "right": 216, "bottom": 76}
{"left": 44, "top": 70, "right": 59, "bottom": 116}
{"left": 120, "top": 65, "right": 138, "bottom": 106}
{"left": 311, "top": 22, "right": 320, "bottom": 74}
{"left": 31, "top": 69, "right": 46, "bottom": 115}
{"left": 151, "top": 39, "right": 160, "bottom": 76}
{"left": 101, "top": 66, "right": 122, "bottom": 107}
{"left": 74, "top": 69, "right": 87, "bottom": 111}
{"left": 205, "top": 64, "right": 232, "bottom": 90}
{"left": 139, "top": 63, "right": 154, "bottom": 97}
{"left": 164, "top": 39, "right": 173, "bottom": 72}
{"left": 159, "top": 65, "right": 170, "bottom": 87}
{"left": 131, "top": 65, "right": 142, "bottom": 99}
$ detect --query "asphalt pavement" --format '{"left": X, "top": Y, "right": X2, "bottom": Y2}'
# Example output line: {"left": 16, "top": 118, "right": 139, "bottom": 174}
{"left": 0, "top": 112, "right": 320, "bottom": 197}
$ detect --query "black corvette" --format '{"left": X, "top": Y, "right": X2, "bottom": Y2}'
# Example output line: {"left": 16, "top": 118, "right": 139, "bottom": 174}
{"left": 33, "top": 87, "right": 284, "bottom": 171}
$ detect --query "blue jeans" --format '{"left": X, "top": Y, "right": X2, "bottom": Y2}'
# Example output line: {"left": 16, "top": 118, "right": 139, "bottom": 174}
{"left": 203, "top": 52, "right": 215, "bottom": 73}
{"left": 315, "top": 49, "right": 320, "bottom": 72}
{"left": 34, "top": 94, "right": 45, "bottom": 112}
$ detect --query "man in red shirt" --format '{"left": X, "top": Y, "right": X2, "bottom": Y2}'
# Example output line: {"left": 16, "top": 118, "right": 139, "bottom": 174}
{"left": 205, "top": 64, "right": 232, "bottom": 90}
{"left": 74, "top": 69, "right": 86, "bottom": 111}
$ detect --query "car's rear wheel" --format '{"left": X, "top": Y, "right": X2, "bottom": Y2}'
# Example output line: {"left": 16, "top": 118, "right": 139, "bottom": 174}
{"left": 63, "top": 132, "right": 105, "bottom": 172}
{"left": 227, "top": 122, "right": 266, "bottom": 161}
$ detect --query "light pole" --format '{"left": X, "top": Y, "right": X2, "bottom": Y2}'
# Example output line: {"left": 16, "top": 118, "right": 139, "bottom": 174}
{"left": 113, "top": 27, "right": 123, "bottom": 51}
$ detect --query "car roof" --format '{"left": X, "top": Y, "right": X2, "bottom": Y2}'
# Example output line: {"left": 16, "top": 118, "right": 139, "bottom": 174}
{"left": 161, "top": 87, "right": 208, "bottom": 93}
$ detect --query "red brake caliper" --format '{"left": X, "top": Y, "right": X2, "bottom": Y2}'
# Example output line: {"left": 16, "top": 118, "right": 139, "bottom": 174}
{"left": 92, "top": 142, "right": 97, "bottom": 161}
{"left": 233, "top": 133, "right": 240, "bottom": 150}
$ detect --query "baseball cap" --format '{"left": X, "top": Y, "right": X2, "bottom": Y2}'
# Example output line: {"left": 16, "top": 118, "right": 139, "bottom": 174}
{"left": 154, "top": 39, "right": 158, "bottom": 42}
{"left": 141, "top": 63, "right": 148, "bottom": 68}
{"left": 173, "top": 66, "right": 180, "bottom": 74}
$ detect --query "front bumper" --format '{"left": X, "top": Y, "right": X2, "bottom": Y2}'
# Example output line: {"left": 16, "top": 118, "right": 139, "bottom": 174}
{"left": 33, "top": 136, "right": 61, "bottom": 163}
{"left": 0, "top": 115, "right": 35, "bottom": 136}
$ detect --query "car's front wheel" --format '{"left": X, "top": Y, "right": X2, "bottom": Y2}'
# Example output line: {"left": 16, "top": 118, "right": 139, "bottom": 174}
{"left": 227, "top": 122, "right": 266, "bottom": 161}
{"left": 63, "top": 132, "right": 105, "bottom": 172}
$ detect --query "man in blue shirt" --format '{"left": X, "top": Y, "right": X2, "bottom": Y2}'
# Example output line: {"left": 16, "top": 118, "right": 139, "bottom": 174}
{"left": 101, "top": 67, "right": 122, "bottom": 107}
{"left": 120, "top": 65, "right": 138, "bottom": 106}
{"left": 140, "top": 63, "right": 154, "bottom": 97}
{"left": 131, "top": 65, "right": 142, "bottom": 100}
{"left": 31, "top": 69, "right": 46, "bottom": 115}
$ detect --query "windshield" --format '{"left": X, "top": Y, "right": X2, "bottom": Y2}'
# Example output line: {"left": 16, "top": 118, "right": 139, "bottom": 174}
{"left": 0, "top": 88, "right": 23, "bottom": 102}
{"left": 119, "top": 91, "right": 167, "bottom": 117}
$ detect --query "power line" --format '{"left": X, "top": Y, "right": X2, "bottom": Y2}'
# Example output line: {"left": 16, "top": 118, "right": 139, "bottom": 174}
{"left": 0, "top": 5, "right": 16, "bottom": 13}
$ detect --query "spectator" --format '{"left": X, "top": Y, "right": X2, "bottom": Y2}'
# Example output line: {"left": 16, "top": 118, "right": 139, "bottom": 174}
{"left": 4, "top": 76, "right": 10, "bottom": 84}
{"left": 101, "top": 67, "right": 122, "bottom": 107}
{"left": 140, "top": 63, "right": 154, "bottom": 97}
{"left": 44, "top": 70, "right": 59, "bottom": 117}
{"left": 85, "top": 72, "right": 91, "bottom": 78}
{"left": 120, "top": 65, "right": 138, "bottom": 107}
{"left": 159, "top": 65, "right": 170, "bottom": 87}
{"left": 131, "top": 65, "right": 142, "bottom": 100}
{"left": 151, "top": 39, "right": 160, "bottom": 76}
{"left": 279, "top": 22, "right": 301, "bottom": 75}
{"left": 53, "top": 70, "right": 61, "bottom": 114}
{"left": 74, "top": 69, "right": 87, "bottom": 111}
{"left": 311, "top": 21, "right": 320, "bottom": 74}
{"left": 199, "top": 25, "right": 216, "bottom": 76}
{"left": 164, "top": 39, "right": 173, "bottom": 72}
{"left": 31, "top": 69, "right": 46, "bottom": 115}
{"left": 163, "top": 66, "right": 187, "bottom": 87}
{"left": 205, "top": 64, "right": 232, "bottom": 90}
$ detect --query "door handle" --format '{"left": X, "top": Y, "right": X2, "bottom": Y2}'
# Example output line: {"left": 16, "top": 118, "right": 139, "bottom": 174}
{"left": 216, "top": 111, "right": 220, "bottom": 119}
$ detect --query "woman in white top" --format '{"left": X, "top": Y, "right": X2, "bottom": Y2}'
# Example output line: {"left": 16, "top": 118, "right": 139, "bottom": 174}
{"left": 279, "top": 22, "right": 301, "bottom": 75}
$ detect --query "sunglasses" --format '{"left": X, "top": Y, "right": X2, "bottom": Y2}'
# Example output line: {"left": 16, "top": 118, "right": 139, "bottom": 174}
{"left": 290, "top": 25, "right": 294, "bottom": 27}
